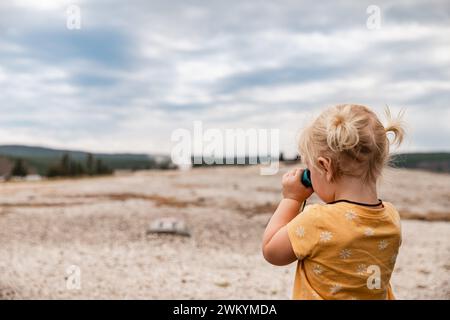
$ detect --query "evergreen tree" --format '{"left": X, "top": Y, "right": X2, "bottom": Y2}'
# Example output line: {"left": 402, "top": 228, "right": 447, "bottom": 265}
{"left": 86, "top": 153, "right": 94, "bottom": 175}
{"left": 61, "top": 153, "right": 70, "bottom": 176}
{"left": 95, "top": 159, "right": 112, "bottom": 175}
{"left": 11, "top": 158, "right": 28, "bottom": 177}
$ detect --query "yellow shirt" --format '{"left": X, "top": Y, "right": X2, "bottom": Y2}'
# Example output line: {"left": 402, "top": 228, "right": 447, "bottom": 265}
{"left": 286, "top": 201, "right": 401, "bottom": 300}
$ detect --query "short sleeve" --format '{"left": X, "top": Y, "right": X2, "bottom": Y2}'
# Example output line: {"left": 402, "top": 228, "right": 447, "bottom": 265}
{"left": 287, "top": 204, "right": 321, "bottom": 260}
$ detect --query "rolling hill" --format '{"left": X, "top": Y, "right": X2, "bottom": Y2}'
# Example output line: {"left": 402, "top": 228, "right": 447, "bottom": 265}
{"left": 0, "top": 145, "right": 173, "bottom": 176}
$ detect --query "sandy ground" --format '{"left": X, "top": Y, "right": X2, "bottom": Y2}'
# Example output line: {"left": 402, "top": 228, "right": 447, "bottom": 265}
{"left": 0, "top": 164, "right": 449, "bottom": 299}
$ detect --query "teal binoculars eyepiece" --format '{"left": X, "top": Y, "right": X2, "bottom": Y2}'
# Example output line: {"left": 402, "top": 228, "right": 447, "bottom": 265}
{"left": 301, "top": 169, "right": 313, "bottom": 189}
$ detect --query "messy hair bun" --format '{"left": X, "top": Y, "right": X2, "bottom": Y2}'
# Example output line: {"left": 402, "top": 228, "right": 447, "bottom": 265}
{"left": 326, "top": 105, "right": 361, "bottom": 152}
{"left": 298, "top": 104, "right": 406, "bottom": 183}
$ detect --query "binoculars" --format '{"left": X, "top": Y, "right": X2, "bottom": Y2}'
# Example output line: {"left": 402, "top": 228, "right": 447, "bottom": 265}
{"left": 300, "top": 169, "right": 313, "bottom": 189}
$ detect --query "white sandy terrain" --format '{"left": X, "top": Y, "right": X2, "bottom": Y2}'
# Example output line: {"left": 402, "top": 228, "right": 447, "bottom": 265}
{"left": 0, "top": 165, "right": 449, "bottom": 299}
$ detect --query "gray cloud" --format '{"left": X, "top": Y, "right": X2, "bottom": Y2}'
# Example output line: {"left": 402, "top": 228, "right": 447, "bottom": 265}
{"left": 0, "top": 0, "right": 449, "bottom": 154}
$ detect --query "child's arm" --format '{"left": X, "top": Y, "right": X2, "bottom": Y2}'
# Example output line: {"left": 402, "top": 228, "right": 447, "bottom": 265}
{"left": 262, "top": 168, "right": 313, "bottom": 266}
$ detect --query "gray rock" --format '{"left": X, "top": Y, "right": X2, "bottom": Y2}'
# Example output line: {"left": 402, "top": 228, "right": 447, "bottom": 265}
{"left": 146, "top": 217, "right": 191, "bottom": 237}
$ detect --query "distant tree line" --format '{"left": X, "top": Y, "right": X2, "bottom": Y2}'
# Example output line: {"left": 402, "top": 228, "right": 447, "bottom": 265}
{"left": 47, "top": 153, "right": 113, "bottom": 177}
{"left": 391, "top": 153, "right": 450, "bottom": 173}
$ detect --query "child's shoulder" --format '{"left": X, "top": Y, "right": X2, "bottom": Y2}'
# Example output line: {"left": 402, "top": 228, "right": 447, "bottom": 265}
{"left": 381, "top": 201, "right": 402, "bottom": 225}
{"left": 304, "top": 201, "right": 401, "bottom": 223}
{"left": 303, "top": 202, "right": 345, "bottom": 215}
{"left": 305, "top": 200, "right": 398, "bottom": 211}
{"left": 298, "top": 203, "right": 340, "bottom": 225}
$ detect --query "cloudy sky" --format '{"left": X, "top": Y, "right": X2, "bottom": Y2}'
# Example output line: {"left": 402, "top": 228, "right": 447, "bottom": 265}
{"left": 0, "top": 0, "right": 449, "bottom": 156}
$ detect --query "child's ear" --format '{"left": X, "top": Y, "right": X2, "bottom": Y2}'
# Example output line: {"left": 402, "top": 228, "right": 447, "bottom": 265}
{"left": 317, "top": 156, "right": 333, "bottom": 182}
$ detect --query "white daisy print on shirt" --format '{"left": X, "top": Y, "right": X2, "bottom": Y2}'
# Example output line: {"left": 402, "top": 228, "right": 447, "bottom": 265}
{"left": 378, "top": 240, "right": 389, "bottom": 250}
{"left": 364, "top": 228, "right": 375, "bottom": 237}
{"left": 356, "top": 264, "right": 367, "bottom": 275}
{"left": 320, "top": 231, "right": 333, "bottom": 243}
{"left": 295, "top": 226, "right": 305, "bottom": 238}
{"left": 339, "top": 249, "right": 352, "bottom": 259}
{"left": 345, "top": 210, "right": 357, "bottom": 221}
{"left": 330, "top": 284, "right": 342, "bottom": 295}
{"left": 313, "top": 264, "right": 324, "bottom": 275}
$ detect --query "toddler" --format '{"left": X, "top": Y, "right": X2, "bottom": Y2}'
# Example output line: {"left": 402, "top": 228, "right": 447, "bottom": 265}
{"left": 262, "top": 104, "right": 405, "bottom": 300}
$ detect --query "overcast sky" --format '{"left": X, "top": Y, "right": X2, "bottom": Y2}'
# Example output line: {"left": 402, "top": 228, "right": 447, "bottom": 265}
{"left": 0, "top": 0, "right": 449, "bottom": 155}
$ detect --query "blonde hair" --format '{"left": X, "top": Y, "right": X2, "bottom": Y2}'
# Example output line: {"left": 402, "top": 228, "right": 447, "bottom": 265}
{"left": 298, "top": 104, "right": 405, "bottom": 183}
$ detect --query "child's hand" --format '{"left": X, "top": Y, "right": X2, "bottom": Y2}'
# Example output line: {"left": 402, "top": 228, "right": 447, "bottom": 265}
{"left": 282, "top": 168, "right": 313, "bottom": 202}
